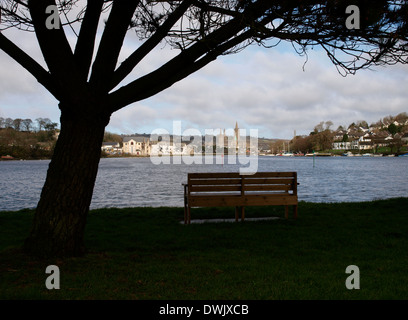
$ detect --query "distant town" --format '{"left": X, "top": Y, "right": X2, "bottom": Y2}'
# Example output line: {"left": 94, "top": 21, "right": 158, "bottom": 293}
{"left": 1, "top": 113, "right": 408, "bottom": 160}
{"left": 101, "top": 113, "right": 408, "bottom": 157}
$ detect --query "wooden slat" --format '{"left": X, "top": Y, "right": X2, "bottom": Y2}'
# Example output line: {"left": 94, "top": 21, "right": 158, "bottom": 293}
{"left": 188, "top": 172, "right": 241, "bottom": 179}
{"left": 293, "top": 172, "right": 298, "bottom": 195}
{"left": 243, "top": 178, "right": 294, "bottom": 185}
{"left": 188, "top": 172, "right": 296, "bottom": 179}
{"left": 243, "top": 185, "right": 291, "bottom": 192}
{"left": 244, "top": 172, "right": 296, "bottom": 178}
{"left": 243, "top": 195, "right": 298, "bottom": 206}
{"left": 189, "top": 195, "right": 244, "bottom": 207}
{"left": 189, "top": 178, "right": 294, "bottom": 186}
{"left": 188, "top": 194, "right": 298, "bottom": 207}
{"left": 188, "top": 178, "right": 241, "bottom": 186}
{"left": 190, "top": 185, "right": 241, "bottom": 192}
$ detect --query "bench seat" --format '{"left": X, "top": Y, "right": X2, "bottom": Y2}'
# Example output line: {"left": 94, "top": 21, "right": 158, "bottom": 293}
{"left": 184, "top": 172, "right": 298, "bottom": 224}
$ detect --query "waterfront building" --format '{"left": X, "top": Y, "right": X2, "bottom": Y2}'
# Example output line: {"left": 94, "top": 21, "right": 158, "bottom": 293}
{"left": 122, "top": 136, "right": 150, "bottom": 156}
{"left": 101, "top": 142, "right": 122, "bottom": 154}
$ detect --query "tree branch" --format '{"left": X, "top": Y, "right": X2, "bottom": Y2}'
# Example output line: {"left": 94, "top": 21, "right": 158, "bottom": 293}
{"left": 193, "top": 2, "right": 240, "bottom": 18}
{"left": 89, "top": 0, "right": 140, "bottom": 92}
{"left": 0, "top": 32, "right": 59, "bottom": 99}
{"left": 110, "top": 0, "right": 194, "bottom": 91}
{"left": 108, "top": 22, "right": 259, "bottom": 111}
{"left": 28, "top": 0, "right": 86, "bottom": 100}
{"left": 73, "top": 0, "right": 105, "bottom": 82}
{"left": 108, "top": 50, "right": 216, "bottom": 113}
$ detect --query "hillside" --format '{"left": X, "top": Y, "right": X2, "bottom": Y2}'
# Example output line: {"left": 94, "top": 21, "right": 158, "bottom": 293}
{"left": 0, "top": 117, "right": 59, "bottom": 160}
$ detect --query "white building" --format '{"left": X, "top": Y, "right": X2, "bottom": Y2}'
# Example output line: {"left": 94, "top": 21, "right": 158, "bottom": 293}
{"left": 101, "top": 142, "right": 122, "bottom": 154}
{"left": 122, "top": 136, "right": 150, "bottom": 156}
{"left": 150, "top": 141, "right": 192, "bottom": 156}
{"left": 332, "top": 141, "right": 359, "bottom": 150}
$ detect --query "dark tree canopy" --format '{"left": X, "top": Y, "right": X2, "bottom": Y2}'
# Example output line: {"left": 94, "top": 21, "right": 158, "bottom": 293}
{"left": 0, "top": 0, "right": 407, "bottom": 257}
{"left": 1, "top": 1, "right": 407, "bottom": 110}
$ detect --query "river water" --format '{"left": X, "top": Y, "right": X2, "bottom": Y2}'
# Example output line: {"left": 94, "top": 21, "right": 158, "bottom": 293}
{"left": 0, "top": 156, "right": 407, "bottom": 211}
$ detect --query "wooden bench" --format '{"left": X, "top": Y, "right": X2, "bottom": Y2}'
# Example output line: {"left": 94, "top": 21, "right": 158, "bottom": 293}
{"left": 183, "top": 172, "right": 298, "bottom": 224}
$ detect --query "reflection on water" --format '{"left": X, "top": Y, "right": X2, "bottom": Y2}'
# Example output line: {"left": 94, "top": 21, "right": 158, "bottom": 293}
{"left": 0, "top": 156, "right": 407, "bottom": 211}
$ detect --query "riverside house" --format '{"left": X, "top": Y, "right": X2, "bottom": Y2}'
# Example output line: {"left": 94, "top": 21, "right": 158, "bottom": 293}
{"left": 150, "top": 141, "right": 193, "bottom": 156}
{"left": 402, "top": 133, "right": 408, "bottom": 144}
{"left": 122, "top": 136, "right": 151, "bottom": 156}
{"left": 101, "top": 142, "right": 122, "bottom": 154}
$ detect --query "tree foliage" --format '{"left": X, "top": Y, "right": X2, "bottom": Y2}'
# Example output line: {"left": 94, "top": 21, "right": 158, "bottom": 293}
{"left": 1, "top": 1, "right": 407, "bottom": 111}
{"left": 388, "top": 122, "right": 398, "bottom": 135}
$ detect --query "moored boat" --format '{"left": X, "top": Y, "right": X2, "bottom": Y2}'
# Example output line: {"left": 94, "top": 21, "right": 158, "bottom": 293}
{"left": 1, "top": 155, "right": 15, "bottom": 160}
{"left": 342, "top": 151, "right": 354, "bottom": 157}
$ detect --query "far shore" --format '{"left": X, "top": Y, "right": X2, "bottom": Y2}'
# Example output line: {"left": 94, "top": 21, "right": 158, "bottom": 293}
{"left": 3, "top": 152, "right": 407, "bottom": 161}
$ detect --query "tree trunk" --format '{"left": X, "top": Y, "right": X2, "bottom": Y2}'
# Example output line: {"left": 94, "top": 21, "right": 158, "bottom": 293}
{"left": 24, "top": 106, "right": 109, "bottom": 257}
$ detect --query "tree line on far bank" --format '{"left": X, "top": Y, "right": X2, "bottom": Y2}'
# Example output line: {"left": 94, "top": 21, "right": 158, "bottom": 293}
{"left": 0, "top": 117, "right": 59, "bottom": 159}
{"left": 0, "top": 117, "right": 58, "bottom": 132}
{"left": 287, "top": 113, "right": 408, "bottom": 154}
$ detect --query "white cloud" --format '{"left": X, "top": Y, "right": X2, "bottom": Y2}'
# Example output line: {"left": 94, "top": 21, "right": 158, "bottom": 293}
{"left": 107, "top": 103, "right": 160, "bottom": 134}
{"left": 130, "top": 46, "right": 408, "bottom": 138}
{"left": 1, "top": 22, "right": 407, "bottom": 139}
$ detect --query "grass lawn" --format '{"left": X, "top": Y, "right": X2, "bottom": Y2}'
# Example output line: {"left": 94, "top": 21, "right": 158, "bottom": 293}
{"left": 1, "top": 198, "right": 408, "bottom": 300}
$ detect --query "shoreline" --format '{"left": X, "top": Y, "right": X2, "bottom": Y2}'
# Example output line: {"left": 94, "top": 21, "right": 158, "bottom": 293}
{"left": 2, "top": 153, "right": 406, "bottom": 161}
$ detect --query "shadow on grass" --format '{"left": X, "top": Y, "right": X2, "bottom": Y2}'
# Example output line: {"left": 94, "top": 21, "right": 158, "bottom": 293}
{"left": 1, "top": 198, "right": 408, "bottom": 299}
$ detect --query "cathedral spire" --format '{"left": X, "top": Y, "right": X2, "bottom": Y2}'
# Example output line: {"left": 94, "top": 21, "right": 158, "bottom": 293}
{"left": 234, "top": 121, "right": 239, "bottom": 152}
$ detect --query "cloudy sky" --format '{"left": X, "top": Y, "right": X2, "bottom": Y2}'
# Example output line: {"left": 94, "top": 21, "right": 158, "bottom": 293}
{"left": 1, "top": 17, "right": 407, "bottom": 140}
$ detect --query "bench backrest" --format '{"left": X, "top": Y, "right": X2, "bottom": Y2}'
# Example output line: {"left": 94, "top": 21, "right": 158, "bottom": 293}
{"left": 187, "top": 172, "right": 297, "bottom": 196}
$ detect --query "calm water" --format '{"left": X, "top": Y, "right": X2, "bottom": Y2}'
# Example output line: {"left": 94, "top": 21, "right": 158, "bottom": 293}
{"left": 0, "top": 156, "right": 407, "bottom": 211}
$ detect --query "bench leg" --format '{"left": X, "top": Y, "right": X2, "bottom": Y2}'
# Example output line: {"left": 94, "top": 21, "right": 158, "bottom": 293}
{"left": 187, "top": 206, "right": 191, "bottom": 224}
{"left": 285, "top": 205, "right": 289, "bottom": 219}
{"left": 184, "top": 203, "right": 187, "bottom": 224}
{"left": 184, "top": 187, "right": 188, "bottom": 224}
{"left": 235, "top": 207, "right": 245, "bottom": 222}
{"left": 293, "top": 205, "right": 298, "bottom": 219}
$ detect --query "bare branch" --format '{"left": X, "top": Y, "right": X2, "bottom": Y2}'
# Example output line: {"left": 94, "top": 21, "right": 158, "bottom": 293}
{"left": 27, "top": 0, "right": 88, "bottom": 100}
{"left": 89, "top": 0, "right": 141, "bottom": 92}
{"left": 74, "top": 0, "right": 105, "bottom": 82}
{"left": 110, "top": 0, "right": 195, "bottom": 91}
{"left": 0, "top": 32, "right": 58, "bottom": 98}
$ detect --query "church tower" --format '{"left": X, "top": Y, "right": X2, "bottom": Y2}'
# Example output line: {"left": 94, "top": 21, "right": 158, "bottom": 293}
{"left": 234, "top": 121, "right": 239, "bottom": 152}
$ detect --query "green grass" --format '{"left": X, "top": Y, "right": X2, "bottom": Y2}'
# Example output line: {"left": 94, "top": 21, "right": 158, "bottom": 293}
{"left": 1, "top": 198, "right": 408, "bottom": 300}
